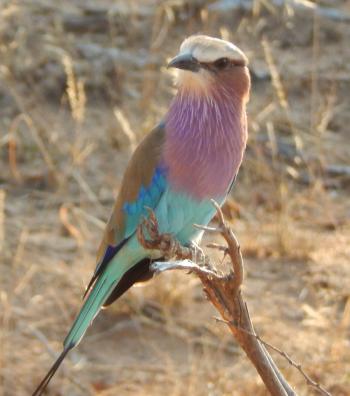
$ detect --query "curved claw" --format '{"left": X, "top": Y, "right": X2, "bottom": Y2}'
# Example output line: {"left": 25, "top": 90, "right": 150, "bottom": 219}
{"left": 144, "top": 207, "right": 159, "bottom": 240}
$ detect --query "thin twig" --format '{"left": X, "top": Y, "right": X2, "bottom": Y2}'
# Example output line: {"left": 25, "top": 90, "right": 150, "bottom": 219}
{"left": 214, "top": 317, "right": 331, "bottom": 396}
{"left": 206, "top": 242, "right": 228, "bottom": 253}
{"left": 193, "top": 223, "right": 221, "bottom": 233}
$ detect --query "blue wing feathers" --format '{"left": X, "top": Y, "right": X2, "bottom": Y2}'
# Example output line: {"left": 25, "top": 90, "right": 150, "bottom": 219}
{"left": 122, "top": 166, "right": 167, "bottom": 236}
{"left": 85, "top": 167, "right": 168, "bottom": 299}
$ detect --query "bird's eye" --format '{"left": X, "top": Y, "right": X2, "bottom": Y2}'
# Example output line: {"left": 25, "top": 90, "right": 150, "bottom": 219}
{"left": 214, "top": 57, "right": 230, "bottom": 69}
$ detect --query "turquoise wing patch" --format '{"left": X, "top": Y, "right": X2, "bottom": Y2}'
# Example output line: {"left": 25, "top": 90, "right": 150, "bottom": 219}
{"left": 122, "top": 166, "right": 167, "bottom": 237}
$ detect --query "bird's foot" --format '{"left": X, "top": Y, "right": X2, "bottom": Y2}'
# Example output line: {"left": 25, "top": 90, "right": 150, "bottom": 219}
{"left": 137, "top": 212, "right": 178, "bottom": 259}
{"left": 137, "top": 209, "right": 208, "bottom": 264}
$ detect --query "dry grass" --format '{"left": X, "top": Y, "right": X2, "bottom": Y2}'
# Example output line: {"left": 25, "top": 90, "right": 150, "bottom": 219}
{"left": 0, "top": 0, "right": 350, "bottom": 395}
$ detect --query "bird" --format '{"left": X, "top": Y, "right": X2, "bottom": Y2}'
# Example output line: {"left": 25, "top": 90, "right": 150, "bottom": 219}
{"left": 32, "top": 35, "right": 250, "bottom": 395}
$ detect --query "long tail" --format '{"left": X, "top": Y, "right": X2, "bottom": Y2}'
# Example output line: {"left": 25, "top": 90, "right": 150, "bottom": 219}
{"left": 32, "top": 241, "right": 142, "bottom": 396}
{"left": 32, "top": 272, "right": 115, "bottom": 396}
{"left": 32, "top": 348, "right": 71, "bottom": 396}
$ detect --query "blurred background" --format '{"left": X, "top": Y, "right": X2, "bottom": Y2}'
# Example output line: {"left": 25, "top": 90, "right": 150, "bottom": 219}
{"left": 0, "top": 0, "right": 349, "bottom": 395}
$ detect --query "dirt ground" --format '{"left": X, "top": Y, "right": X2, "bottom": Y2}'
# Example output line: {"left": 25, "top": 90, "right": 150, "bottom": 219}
{"left": 1, "top": 1, "right": 350, "bottom": 395}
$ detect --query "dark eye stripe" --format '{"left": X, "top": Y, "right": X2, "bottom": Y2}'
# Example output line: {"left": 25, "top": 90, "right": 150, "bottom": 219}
{"left": 214, "top": 57, "right": 230, "bottom": 69}
{"left": 199, "top": 57, "right": 246, "bottom": 70}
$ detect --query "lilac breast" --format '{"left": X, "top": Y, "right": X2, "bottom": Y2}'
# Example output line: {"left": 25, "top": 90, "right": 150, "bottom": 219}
{"left": 163, "top": 88, "right": 247, "bottom": 200}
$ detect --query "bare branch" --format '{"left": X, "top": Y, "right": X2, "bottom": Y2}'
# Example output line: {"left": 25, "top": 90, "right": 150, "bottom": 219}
{"left": 151, "top": 260, "right": 218, "bottom": 278}
{"left": 137, "top": 201, "right": 332, "bottom": 396}
{"left": 214, "top": 317, "right": 331, "bottom": 396}
{"left": 193, "top": 223, "right": 221, "bottom": 233}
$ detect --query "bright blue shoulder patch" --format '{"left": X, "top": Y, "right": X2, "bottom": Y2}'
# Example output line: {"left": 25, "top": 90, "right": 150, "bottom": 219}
{"left": 122, "top": 166, "right": 168, "bottom": 237}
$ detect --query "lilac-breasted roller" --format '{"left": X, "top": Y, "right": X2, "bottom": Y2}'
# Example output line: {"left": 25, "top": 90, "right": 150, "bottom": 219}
{"left": 32, "top": 35, "right": 250, "bottom": 395}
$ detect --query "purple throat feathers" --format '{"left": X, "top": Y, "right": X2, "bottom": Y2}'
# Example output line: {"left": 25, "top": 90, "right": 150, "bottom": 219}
{"left": 163, "top": 85, "right": 247, "bottom": 200}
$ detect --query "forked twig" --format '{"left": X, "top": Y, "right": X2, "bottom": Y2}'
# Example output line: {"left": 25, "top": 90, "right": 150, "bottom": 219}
{"left": 214, "top": 316, "right": 331, "bottom": 396}
{"left": 137, "top": 201, "right": 332, "bottom": 396}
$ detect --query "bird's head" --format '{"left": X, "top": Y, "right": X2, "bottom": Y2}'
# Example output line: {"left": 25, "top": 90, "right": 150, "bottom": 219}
{"left": 168, "top": 35, "right": 250, "bottom": 100}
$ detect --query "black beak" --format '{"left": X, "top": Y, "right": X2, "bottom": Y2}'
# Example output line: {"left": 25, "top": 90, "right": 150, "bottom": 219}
{"left": 167, "top": 53, "right": 200, "bottom": 72}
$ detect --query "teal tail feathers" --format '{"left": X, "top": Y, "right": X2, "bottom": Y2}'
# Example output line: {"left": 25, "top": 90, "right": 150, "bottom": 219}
{"left": 64, "top": 272, "right": 115, "bottom": 348}
{"left": 32, "top": 241, "right": 142, "bottom": 396}
{"left": 32, "top": 272, "right": 117, "bottom": 396}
